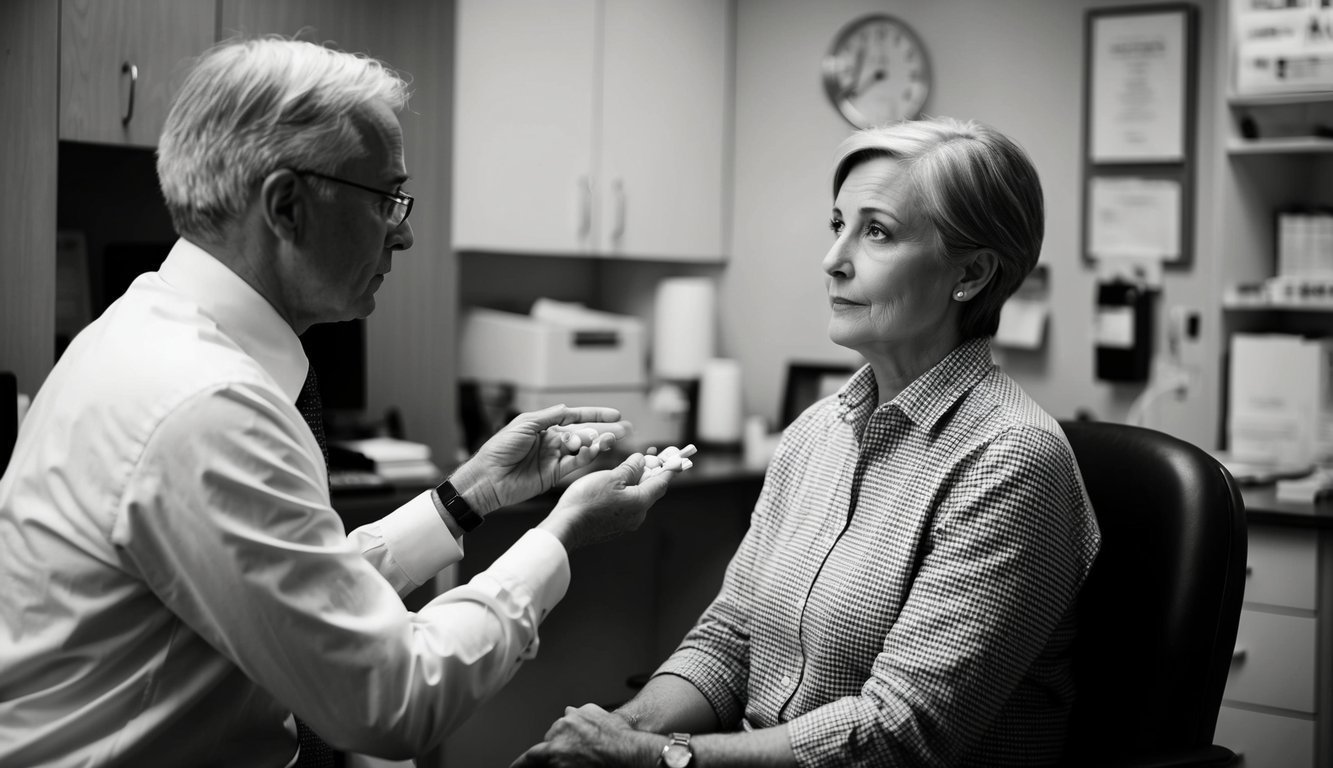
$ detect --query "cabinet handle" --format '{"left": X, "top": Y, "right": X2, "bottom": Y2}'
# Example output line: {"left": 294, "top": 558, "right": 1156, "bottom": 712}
{"left": 611, "top": 178, "right": 626, "bottom": 241}
{"left": 577, "top": 175, "right": 592, "bottom": 240}
{"left": 121, "top": 61, "right": 138, "bottom": 126}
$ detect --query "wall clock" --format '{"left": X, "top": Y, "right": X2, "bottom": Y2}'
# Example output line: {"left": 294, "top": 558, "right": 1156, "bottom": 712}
{"left": 821, "top": 15, "right": 931, "bottom": 128}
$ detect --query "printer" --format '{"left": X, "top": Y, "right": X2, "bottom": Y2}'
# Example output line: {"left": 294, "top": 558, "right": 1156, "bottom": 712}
{"left": 459, "top": 300, "right": 680, "bottom": 449}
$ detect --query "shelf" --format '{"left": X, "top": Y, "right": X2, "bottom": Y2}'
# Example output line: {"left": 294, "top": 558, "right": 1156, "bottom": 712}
{"left": 1228, "top": 136, "right": 1333, "bottom": 155}
{"left": 1223, "top": 298, "right": 1333, "bottom": 312}
{"left": 1229, "top": 90, "right": 1333, "bottom": 107}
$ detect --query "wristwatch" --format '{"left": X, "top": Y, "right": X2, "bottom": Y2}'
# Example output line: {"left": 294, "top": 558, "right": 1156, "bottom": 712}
{"left": 659, "top": 732, "right": 693, "bottom": 768}
{"left": 435, "top": 479, "right": 484, "bottom": 532}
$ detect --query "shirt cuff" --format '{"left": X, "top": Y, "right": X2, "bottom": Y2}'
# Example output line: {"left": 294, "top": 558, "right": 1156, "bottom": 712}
{"left": 476, "top": 528, "right": 571, "bottom": 625}
{"left": 380, "top": 489, "right": 465, "bottom": 586}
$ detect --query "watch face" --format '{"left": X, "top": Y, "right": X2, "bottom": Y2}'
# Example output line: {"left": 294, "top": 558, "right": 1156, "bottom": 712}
{"left": 663, "top": 743, "right": 692, "bottom": 768}
{"left": 821, "top": 14, "right": 931, "bottom": 128}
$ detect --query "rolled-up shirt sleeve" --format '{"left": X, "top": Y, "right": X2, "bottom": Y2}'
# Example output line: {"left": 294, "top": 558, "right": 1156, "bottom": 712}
{"left": 112, "top": 384, "right": 570, "bottom": 757}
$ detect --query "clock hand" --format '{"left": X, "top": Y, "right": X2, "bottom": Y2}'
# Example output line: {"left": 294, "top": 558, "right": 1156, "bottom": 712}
{"left": 846, "top": 45, "right": 866, "bottom": 99}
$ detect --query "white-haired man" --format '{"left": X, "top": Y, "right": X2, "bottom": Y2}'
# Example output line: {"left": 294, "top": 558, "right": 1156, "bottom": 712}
{"left": 0, "top": 37, "right": 679, "bottom": 767}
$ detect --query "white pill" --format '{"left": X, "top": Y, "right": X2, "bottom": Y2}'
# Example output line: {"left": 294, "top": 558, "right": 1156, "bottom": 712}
{"left": 678, "top": 444, "right": 698, "bottom": 459}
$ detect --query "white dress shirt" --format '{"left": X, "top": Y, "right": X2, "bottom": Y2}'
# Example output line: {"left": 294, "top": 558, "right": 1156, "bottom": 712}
{"left": 0, "top": 239, "right": 570, "bottom": 766}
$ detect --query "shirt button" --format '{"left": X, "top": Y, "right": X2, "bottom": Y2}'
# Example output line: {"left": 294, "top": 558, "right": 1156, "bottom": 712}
{"left": 781, "top": 675, "right": 792, "bottom": 687}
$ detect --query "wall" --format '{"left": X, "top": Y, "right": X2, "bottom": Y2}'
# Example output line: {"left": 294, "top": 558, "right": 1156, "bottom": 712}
{"left": 721, "top": 0, "right": 1224, "bottom": 448}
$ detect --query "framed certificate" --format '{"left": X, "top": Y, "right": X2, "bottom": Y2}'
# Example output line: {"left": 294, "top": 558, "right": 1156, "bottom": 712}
{"left": 1087, "top": 5, "right": 1194, "bottom": 163}
{"left": 1082, "top": 4, "right": 1197, "bottom": 268}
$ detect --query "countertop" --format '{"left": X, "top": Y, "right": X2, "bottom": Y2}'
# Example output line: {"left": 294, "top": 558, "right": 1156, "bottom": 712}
{"left": 1240, "top": 482, "right": 1333, "bottom": 530}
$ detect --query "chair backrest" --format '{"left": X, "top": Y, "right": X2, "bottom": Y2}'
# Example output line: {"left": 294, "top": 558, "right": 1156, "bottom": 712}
{"left": 1060, "top": 420, "right": 1247, "bottom": 763}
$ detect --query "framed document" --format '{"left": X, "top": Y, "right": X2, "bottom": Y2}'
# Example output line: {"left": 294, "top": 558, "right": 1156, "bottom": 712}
{"left": 1087, "top": 5, "right": 1194, "bottom": 164}
{"left": 1081, "top": 4, "right": 1197, "bottom": 268}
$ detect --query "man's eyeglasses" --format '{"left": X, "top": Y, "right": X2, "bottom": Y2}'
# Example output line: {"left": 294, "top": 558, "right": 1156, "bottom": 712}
{"left": 293, "top": 169, "right": 414, "bottom": 227}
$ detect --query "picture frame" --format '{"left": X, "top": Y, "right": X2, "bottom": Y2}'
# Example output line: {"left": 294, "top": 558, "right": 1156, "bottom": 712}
{"left": 1086, "top": 4, "right": 1194, "bottom": 164}
{"left": 1081, "top": 4, "right": 1197, "bottom": 268}
{"left": 781, "top": 362, "right": 858, "bottom": 429}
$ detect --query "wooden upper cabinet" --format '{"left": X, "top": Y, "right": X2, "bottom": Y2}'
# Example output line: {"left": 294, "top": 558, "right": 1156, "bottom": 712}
{"left": 59, "top": 0, "right": 216, "bottom": 147}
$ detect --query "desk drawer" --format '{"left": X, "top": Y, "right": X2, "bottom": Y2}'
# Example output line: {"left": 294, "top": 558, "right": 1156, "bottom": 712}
{"left": 1215, "top": 705, "right": 1315, "bottom": 768}
{"left": 1245, "top": 527, "right": 1317, "bottom": 610}
{"left": 1224, "top": 609, "right": 1317, "bottom": 713}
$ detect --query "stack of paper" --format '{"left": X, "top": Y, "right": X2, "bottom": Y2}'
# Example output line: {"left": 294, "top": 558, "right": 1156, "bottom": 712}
{"left": 332, "top": 437, "right": 442, "bottom": 485}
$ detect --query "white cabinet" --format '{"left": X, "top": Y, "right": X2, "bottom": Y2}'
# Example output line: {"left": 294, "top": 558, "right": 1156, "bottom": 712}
{"left": 452, "top": 0, "right": 732, "bottom": 261}
{"left": 1216, "top": 527, "right": 1322, "bottom": 768}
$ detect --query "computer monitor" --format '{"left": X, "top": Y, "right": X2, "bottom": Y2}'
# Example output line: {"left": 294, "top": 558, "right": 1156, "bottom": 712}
{"left": 299, "top": 319, "right": 367, "bottom": 414}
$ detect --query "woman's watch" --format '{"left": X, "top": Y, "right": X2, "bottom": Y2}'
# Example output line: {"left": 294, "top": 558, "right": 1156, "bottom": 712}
{"left": 659, "top": 732, "right": 693, "bottom": 767}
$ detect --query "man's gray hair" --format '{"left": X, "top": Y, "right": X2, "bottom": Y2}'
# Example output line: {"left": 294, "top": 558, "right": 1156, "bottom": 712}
{"left": 156, "top": 36, "right": 410, "bottom": 242}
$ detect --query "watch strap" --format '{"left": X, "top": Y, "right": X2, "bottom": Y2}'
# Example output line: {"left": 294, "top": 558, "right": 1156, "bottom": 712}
{"left": 435, "top": 479, "right": 484, "bottom": 532}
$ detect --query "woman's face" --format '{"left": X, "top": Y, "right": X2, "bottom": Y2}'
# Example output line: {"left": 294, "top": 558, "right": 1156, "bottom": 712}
{"left": 823, "top": 155, "right": 963, "bottom": 363}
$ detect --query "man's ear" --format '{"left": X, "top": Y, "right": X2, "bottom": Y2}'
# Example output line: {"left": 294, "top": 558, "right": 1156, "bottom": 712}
{"left": 957, "top": 248, "right": 999, "bottom": 297}
{"left": 259, "top": 169, "right": 303, "bottom": 245}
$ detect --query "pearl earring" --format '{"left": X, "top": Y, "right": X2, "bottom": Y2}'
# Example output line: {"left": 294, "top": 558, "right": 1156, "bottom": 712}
{"left": 955, "top": 290, "right": 965, "bottom": 300}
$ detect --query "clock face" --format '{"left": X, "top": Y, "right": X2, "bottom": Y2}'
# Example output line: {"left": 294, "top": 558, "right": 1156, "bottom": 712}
{"left": 821, "top": 15, "right": 931, "bottom": 128}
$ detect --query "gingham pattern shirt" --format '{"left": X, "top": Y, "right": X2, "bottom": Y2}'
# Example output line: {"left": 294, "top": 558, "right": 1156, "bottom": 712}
{"left": 654, "top": 338, "right": 1100, "bottom": 767}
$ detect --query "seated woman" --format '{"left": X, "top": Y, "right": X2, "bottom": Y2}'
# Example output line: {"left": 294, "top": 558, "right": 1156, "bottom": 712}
{"left": 512, "top": 117, "right": 1102, "bottom": 768}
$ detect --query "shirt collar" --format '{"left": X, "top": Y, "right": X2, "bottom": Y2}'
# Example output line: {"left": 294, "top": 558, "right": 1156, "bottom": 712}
{"left": 156, "top": 238, "right": 308, "bottom": 403}
{"left": 837, "top": 337, "right": 996, "bottom": 431}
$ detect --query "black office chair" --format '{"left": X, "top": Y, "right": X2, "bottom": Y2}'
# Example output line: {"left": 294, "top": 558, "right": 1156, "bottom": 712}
{"left": 1060, "top": 420, "right": 1247, "bottom": 768}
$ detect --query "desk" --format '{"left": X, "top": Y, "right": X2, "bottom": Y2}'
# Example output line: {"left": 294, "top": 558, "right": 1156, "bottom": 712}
{"left": 1214, "top": 486, "right": 1333, "bottom": 767}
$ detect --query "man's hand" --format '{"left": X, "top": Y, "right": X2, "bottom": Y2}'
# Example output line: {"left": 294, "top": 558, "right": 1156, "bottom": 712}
{"left": 536, "top": 451, "right": 685, "bottom": 553}
{"left": 448, "top": 405, "right": 629, "bottom": 514}
{"left": 511, "top": 703, "right": 660, "bottom": 768}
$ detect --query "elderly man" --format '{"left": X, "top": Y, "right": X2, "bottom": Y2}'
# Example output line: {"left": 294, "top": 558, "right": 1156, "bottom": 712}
{"left": 0, "top": 37, "right": 679, "bottom": 766}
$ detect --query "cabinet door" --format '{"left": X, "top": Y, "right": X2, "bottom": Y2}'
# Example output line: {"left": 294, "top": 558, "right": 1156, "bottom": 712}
{"left": 1224, "top": 609, "right": 1317, "bottom": 713}
{"left": 60, "top": 0, "right": 215, "bottom": 147}
{"left": 452, "top": 0, "right": 598, "bottom": 255}
{"left": 600, "top": 0, "right": 731, "bottom": 261}
{"left": 1215, "top": 705, "right": 1316, "bottom": 768}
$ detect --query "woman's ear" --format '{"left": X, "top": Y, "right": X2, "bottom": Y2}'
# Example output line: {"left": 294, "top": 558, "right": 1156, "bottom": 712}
{"left": 260, "top": 169, "right": 303, "bottom": 245}
{"left": 955, "top": 248, "right": 998, "bottom": 299}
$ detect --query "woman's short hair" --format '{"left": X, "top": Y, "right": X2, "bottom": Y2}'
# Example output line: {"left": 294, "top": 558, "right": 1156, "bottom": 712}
{"left": 156, "top": 36, "right": 411, "bottom": 243}
{"left": 831, "top": 116, "right": 1045, "bottom": 340}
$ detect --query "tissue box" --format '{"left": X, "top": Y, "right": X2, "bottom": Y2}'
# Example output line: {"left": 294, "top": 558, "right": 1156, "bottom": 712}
{"left": 460, "top": 306, "right": 646, "bottom": 390}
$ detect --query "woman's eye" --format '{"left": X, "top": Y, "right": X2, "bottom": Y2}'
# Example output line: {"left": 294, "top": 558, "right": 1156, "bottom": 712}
{"left": 865, "top": 222, "right": 889, "bottom": 241}
{"left": 828, "top": 218, "right": 843, "bottom": 236}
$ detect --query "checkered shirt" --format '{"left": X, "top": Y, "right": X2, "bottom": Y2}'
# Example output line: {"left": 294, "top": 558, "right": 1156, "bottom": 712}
{"left": 654, "top": 338, "right": 1101, "bottom": 767}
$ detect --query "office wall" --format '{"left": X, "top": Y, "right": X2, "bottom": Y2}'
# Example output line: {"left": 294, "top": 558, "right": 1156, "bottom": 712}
{"left": 719, "top": 0, "right": 1223, "bottom": 447}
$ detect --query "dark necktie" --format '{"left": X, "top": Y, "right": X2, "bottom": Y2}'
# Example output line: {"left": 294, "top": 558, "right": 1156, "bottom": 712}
{"left": 292, "top": 365, "right": 338, "bottom": 768}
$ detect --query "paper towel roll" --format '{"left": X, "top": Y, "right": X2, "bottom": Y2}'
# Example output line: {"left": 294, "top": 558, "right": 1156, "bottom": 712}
{"left": 696, "top": 357, "right": 742, "bottom": 445}
{"left": 653, "top": 277, "right": 716, "bottom": 379}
